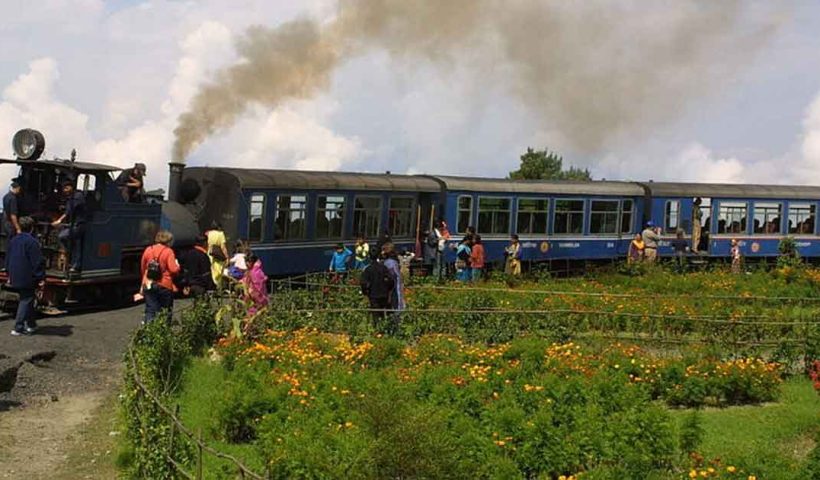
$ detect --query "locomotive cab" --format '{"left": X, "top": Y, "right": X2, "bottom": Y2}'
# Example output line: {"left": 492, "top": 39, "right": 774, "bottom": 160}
{"left": 0, "top": 129, "right": 161, "bottom": 310}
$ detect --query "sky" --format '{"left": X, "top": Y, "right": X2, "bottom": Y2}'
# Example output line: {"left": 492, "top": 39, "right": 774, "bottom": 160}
{"left": 0, "top": 0, "right": 819, "bottom": 192}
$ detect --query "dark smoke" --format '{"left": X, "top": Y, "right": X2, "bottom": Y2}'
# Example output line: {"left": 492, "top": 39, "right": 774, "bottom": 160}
{"left": 173, "top": 0, "right": 785, "bottom": 161}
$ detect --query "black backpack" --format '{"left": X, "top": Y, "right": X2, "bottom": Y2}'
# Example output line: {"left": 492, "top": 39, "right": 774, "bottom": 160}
{"left": 146, "top": 247, "right": 164, "bottom": 281}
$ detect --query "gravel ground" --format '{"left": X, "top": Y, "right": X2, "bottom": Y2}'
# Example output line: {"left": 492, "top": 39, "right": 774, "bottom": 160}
{"left": 0, "top": 303, "right": 147, "bottom": 479}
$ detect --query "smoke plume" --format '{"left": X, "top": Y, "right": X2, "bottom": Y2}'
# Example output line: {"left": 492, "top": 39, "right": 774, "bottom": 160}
{"left": 173, "top": 0, "right": 783, "bottom": 162}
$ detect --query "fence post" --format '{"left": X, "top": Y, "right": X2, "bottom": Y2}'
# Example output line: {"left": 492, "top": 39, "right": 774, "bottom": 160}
{"left": 196, "top": 429, "right": 203, "bottom": 480}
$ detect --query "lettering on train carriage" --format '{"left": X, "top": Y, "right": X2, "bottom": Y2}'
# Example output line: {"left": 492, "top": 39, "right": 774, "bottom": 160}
{"left": 521, "top": 242, "right": 537, "bottom": 249}
{"left": 606, "top": 242, "right": 615, "bottom": 248}
{"left": 558, "top": 242, "right": 580, "bottom": 248}
{"left": 797, "top": 241, "right": 811, "bottom": 248}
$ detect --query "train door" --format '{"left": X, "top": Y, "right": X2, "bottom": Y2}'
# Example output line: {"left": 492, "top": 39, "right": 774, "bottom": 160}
{"left": 693, "top": 197, "right": 711, "bottom": 254}
{"left": 418, "top": 193, "right": 437, "bottom": 235}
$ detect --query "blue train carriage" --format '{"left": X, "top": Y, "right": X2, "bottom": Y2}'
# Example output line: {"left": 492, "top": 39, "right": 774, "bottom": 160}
{"left": 174, "top": 166, "right": 443, "bottom": 276}
{"left": 429, "top": 176, "right": 645, "bottom": 266}
{"left": 642, "top": 182, "right": 820, "bottom": 259}
{"left": 0, "top": 155, "right": 161, "bottom": 308}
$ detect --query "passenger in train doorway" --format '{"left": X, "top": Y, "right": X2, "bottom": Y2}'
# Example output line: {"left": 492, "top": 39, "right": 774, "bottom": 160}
{"left": 354, "top": 236, "right": 370, "bottom": 270}
{"left": 628, "top": 233, "right": 645, "bottom": 264}
{"left": 140, "top": 230, "right": 180, "bottom": 324}
{"left": 504, "top": 234, "right": 522, "bottom": 276}
{"left": 641, "top": 221, "right": 660, "bottom": 263}
{"left": 178, "top": 235, "right": 215, "bottom": 298}
{"left": 206, "top": 222, "right": 229, "bottom": 290}
{"left": 470, "top": 235, "right": 486, "bottom": 282}
{"left": 671, "top": 229, "right": 689, "bottom": 273}
{"left": 691, "top": 198, "right": 703, "bottom": 254}
{"left": 51, "top": 180, "right": 86, "bottom": 273}
{"left": 2, "top": 180, "right": 23, "bottom": 254}
{"left": 329, "top": 242, "right": 353, "bottom": 282}
{"left": 382, "top": 243, "right": 405, "bottom": 336}
{"left": 455, "top": 236, "right": 472, "bottom": 282}
{"left": 8, "top": 217, "right": 44, "bottom": 336}
{"left": 730, "top": 238, "right": 743, "bottom": 274}
{"left": 360, "top": 252, "right": 394, "bottom": 333}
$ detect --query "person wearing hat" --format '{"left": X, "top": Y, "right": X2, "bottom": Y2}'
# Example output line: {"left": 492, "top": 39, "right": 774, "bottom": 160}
{"left": 641, "top": 221, "right": 660, "bottom": 263}
{"left": 2, "top": 180, "right": 23, "bottom": 248}
{"left": 116, "top": 162, "right": 147, "bottom": 203}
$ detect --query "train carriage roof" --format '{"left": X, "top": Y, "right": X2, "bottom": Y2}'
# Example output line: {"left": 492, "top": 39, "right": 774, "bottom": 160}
{"left": 425, "top": 175, "right": 645, "bottom": 196}
{"left": 0, "top": 157, "right": 121, "bottom": 172}
{"left": 187, "top": 167, "right": 442, "bottom": 192}
{"left": 642, "top": 182, "right": 820, "bottom": 199}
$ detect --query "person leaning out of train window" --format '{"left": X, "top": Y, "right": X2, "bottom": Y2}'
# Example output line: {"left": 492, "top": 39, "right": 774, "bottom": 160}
{"left": 354, "top": 235, "right": 370, "bottom": 270}
{"left": 504, "top": 234, "right": 522, "bottom": 276}
{"left": 329, "top": 242, "right": 353, "bottom": 281}
{"left": 51, "top": 180, "right": 87, "bottom": 273}
{"left": 8, "top": 217, "right": 45, "bottom": 336}
{"left": 139, "top": 230, "right": 180, "bottom": 324}
{"left": 177, "top": 235, "right": 214, "bottom": 297}
{"left": 628, "top": 233, "right": 645, "bottom": 264}
{"left": 455, "top": 235, "right": 472, "bottom": 282}
{"left": 116, "top": 163, "right": 147, "bottom": 203}
{"left": 641, "top": 221, "right": 660, "bottom": 263}
{"left": 470, "top": 235, "right": 486, "bottom": 282}
{"left": 206, "top": 221, "right": 229, "bottom": 290}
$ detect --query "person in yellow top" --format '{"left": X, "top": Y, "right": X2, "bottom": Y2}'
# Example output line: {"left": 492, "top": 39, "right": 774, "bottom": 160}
{"left": 628, "top": 233, "right": 645, "bottom": 264}
{"left": 353, "top": 235, "right": 370, "bottom": 270}
{"left": 206, "top": 221, "right": 229, "bottom": 289}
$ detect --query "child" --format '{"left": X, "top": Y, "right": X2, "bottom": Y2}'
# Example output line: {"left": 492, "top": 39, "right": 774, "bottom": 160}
{"left": 226, "top": 240, "right": 249, "bottom": 280}
{"left": 354, "top": 236, "right": 370, "bottom": 270}
{"left": 470, "top": 235, "right": 485, "bottom": 281}
{"left": 628, "top": 233, "right": 645, "bottom": 264}
{"left": 455, "top": 237, "right": 472, "bottom": 282}
{"left": 329, "top": 243, "right": 353, "bottom": 280}
{"left": 243, "top": 255, "right": 268, "bottom": 315}
{"left": 730, "top": 238, "right": 742, "bottom": 274}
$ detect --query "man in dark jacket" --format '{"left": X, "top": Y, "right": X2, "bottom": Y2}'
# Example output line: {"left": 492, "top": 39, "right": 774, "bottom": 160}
{"left": 178, "top": 235, "right": 214, "bottom": 297}
{"left": 360, "top": 257, "right": 395, "bottom": 329}
{"left": 51, "top": 180, "right": 86, "bottom": 272}
{"left": 7, "top": 217, "right": 44, "bottom": 336}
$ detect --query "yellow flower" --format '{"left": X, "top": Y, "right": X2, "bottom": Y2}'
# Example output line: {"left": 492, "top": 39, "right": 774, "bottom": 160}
{"left": 748, "top": 476, "right": 756, "bottom": 480}
{"left": 726, "top": 466, "right": 736, "bottom": 473}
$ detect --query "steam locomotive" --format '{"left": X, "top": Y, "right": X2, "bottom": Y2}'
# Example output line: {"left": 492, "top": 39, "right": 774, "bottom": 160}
{"left": 3, "top": 128, "right": 820, "bottom": 311}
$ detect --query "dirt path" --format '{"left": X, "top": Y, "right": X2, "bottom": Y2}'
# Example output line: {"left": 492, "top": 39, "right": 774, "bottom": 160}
{"left": 0, "top": 304, "right": 146, "bottom": 479}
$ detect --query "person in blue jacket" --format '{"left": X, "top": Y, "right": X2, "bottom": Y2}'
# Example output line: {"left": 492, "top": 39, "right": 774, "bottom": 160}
{"left": 7, "top": 216, "right": 45, "bottom": 336}
{"left": 328, "top": 243, "right": 353, "bottom": 280}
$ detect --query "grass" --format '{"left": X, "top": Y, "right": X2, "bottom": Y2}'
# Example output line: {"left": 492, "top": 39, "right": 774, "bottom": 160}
{"left": 175, "top": 357, "right": 266, "bottom": 478}
{"left": 672, "top": 378, "right": 820, "bottom": 480}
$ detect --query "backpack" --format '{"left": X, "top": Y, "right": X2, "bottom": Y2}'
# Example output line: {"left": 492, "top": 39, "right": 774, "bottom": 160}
{"left": 145, "top": 246, "right": 164, "bottom": 281}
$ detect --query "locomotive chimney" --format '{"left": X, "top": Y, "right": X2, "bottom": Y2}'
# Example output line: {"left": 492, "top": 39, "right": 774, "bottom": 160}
{"left": 168, "top": 162, "right": 185, "bottom": 202}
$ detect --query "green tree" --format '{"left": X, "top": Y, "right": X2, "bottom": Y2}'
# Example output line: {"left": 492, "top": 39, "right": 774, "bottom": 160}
{"left": 508, "top": 147, "right": 591, "bottom": 181}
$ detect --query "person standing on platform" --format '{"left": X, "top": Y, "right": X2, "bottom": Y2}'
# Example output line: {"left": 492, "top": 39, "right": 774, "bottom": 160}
{"left": 470, "top": 235, "right": 486, "bottom": 281}
{"left": 382, "top": 243, "right": 405, "bottom": 336}
{"left": 140, "top": 230, "right": 180, "bottom": 324}
{"left": 691, "top": 197, "right": 703, "bottom": 253}
{"left": 354, "top": 236, "right": 370, "bottom": 270}
{"left": 504, "top": 234, "right": 522, "bottom": 276}
{"left": 642, "top": 221, "right": 660, "bottom": 263}
{"left": 7, "top": 217, "right": 44, "bottom": 336}
{"left": 178, "top": 235, "right": 214, "bottom": 297}
{"left": 2, "top": 180, "right": 22, "bottom": 248}
{"left": 360, "top": 254, "right": 395, "bottom": 331}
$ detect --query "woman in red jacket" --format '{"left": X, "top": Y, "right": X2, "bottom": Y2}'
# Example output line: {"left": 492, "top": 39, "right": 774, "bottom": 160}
{"left": 470, "top": 235, "right": 486, "bottom": 282}
{"left": 140, "top": 230, "right": 180, "bottom": 324}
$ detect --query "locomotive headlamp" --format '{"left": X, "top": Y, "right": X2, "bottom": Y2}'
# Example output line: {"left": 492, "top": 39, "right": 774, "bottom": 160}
{"left": 12, "top": 128, "right": 45, "bottom": 160}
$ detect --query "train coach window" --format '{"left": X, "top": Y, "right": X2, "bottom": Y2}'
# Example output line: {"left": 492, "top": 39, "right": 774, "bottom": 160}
{"left": 590, "top": 200, "right": 619, "bottom": 235}
{"left": 664, "top": 200, "right": 680, "bottom": 233}
{"left": 457, "top": 196, "right": 472, "bottom": 234}
{"left": 553, "top": 200, "right": 584, "bottom": 235}
{"left": 76, "top": 173, "right": 97, "bottom": 192}
{"left": 788, "top": 203, "right": 816, "bottom": 235}
{"left": 316, "top": 195, "right": 345, "bottom": 239}
{"left": 717, "top": 201, "right": 747, "bottom": 234}
{"left": 478, "top": 197, "right": 511, "bottom": 235}
{"left": 353, "top": 196, "right": 382, "bottom": 239}
{"left": 388, "top": 197, "right": 414, "bottom": 238}
{"left": 274, "top": 194, "right": 307, "bottom": 240}
{"left": 248, "top": 193, "right": 265, "bottom": 242}
{"left": 620, "top": 200, "right": 634, "bottom": 234}
{"left": 753, "top": 202, "right": 782, "bottom": 234}
{"left": 516, "top": 198, "right": 548, "bottom": 235}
